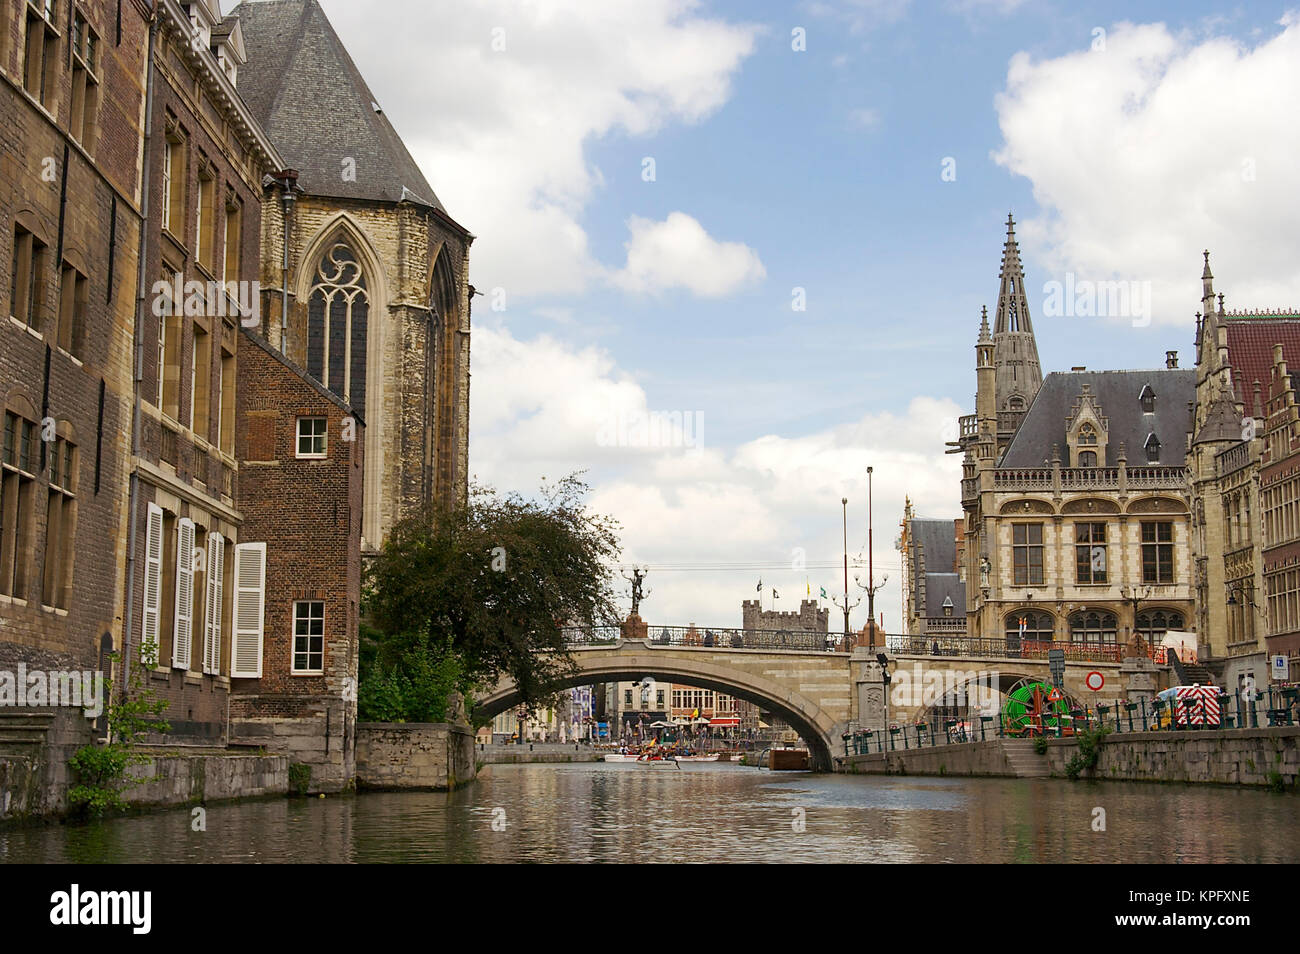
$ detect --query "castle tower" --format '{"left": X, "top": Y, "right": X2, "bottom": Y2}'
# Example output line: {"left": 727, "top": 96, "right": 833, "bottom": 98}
{"left": 991, "top": 213, "right": 1042, "bottom": 447}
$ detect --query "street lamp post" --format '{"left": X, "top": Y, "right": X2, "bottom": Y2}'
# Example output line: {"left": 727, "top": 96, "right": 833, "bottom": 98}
{"left": 1122, "top": 585, "right": 1154, "bottom": 648}
{"left": 855, "top": 468, "right": 889, "bottom": 649}
{"left": 832, "top": 497, "right": 861, "bottom": 650}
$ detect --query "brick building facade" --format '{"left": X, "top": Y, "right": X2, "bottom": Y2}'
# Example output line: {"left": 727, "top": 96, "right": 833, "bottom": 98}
{"left": 1, "top": 0, "right": 148, "bottom": 686}
{"left": 124, "top": 0, "right": 283, "bottom": 740}
{"left": 229, "top": 328, "right": 361, "bottom": 791}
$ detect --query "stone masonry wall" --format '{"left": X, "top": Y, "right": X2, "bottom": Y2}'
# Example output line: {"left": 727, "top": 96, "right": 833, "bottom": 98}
{"left": 355, "top": 723, "right": 476, "bottom": 791}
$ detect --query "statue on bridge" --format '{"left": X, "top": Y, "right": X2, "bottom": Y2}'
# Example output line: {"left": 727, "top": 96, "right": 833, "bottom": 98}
{"left": 623, "top": 565, "right": 651, "bottom": 618}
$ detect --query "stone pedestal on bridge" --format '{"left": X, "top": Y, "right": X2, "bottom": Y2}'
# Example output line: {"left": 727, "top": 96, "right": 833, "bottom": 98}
{"left": 620, "top": 614, "right": 648, "bottom": 642}
{"left": 1120, "top": 654, "right": 1160, "bottom": 709}
{"left": 852, "top": 651, "right": 889, "bottom": 734}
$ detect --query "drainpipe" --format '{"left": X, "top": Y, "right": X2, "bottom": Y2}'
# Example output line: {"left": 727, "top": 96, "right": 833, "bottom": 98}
{"left": 122, "top": 9, "right": 160, "bottom": 708}
{"left": 271, "top": 169, "right": 298, "bottom": 353}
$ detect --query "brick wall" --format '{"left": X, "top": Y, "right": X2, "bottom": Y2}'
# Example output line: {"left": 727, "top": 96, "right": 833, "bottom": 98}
{"left": 230, "top": 329, "right": 362, "bottom": 791}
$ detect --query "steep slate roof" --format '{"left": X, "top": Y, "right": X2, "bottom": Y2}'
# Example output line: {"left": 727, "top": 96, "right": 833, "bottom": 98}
{"left": 1001, "top": 369, "right": 1196, "bottom": 468}
{"left": 1222, "top": 315, "right": 1300, "bottom": 406}
{"left": 231, "top": 0, "right": 443, "bottom": 208}
{"left": 910, "top": 518, "right": 964, "bottom": 615}
{"left": 924, "top": 573, "right": 965, "bottom": 618}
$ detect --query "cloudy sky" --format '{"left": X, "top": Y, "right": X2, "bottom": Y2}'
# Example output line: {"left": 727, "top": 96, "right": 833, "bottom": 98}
{"left": 315, "top": 0, "right": 1300, "bottom": 632}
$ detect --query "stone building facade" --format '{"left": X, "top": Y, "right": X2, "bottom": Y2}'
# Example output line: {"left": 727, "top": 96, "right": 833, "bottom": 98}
{"left": 1181, "top": 253, "right": 1300, "bottom": 692}
{"left": 1261, "top": 344, "right": 1300, "bottom": 683}
{"left": 228, "top": 328, "right": 362, "bottom": 791}
{"left": 233, "top": 0, "right": 472, "bottom": 552}
{"left": 124, "top": 0, "right": 282, "bottom": 740}
{"left": 898, "top": 500, "right": 966, "bottom": 637}
{"left": 741, "top": 598, "right": 829, "bottom": 634}
{"left": 1, "top": 0, "right": 150, "bottom": 802}
{"left": 949, "top": 217, "right": 1195, "bottom": 654}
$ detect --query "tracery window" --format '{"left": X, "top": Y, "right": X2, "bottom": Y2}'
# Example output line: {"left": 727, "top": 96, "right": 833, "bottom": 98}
{"left": 1070, "top": 611, "right": 1118, "bottom": 644}
{"left": 307, "top": 242, "right": 368, "bottom": 418}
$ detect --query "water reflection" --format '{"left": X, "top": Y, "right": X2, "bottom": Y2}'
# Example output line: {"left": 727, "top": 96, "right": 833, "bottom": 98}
{"left": 1, "top": 763, "right": 1294, "bottom": 864}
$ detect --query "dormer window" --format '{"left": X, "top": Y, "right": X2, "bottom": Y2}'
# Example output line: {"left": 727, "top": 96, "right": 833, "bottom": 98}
{"left": 942, "top": 596, "right": 954, "bottom": 618}
{"left": 1140, "top": 384, "right": 1156, "bottom": 413}
{"left": 1145, "top": 433, "right": 1161, "bottom": 462}
{"left": 1079, "top": 450, "right": 1098, "bottom": 467}
{"left": 1078, "top": 424, "right": 1098, "bottom": 446}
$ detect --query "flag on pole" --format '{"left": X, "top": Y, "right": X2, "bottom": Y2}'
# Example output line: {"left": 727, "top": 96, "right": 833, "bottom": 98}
{"left": 820, "top": 586, "right": 828, "bottom": 599}
{"left": 756, "top": 578, "right": 762, "bottom": 593}
{"left": 773, "top": 588, "right": 780, "bottom": 599}
{"left": 806, "top": 580, "right": 810, "bottom": 596}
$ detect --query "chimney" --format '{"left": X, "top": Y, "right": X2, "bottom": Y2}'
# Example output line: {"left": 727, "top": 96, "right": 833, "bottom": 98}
{"left": 1166, "top": 350, "right": 1179, "bottom": 369}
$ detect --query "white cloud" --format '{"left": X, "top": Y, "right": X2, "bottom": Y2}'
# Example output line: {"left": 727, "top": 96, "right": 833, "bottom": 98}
{"left": 994, "top": 16, "right": 1300, "bottom": 325}
{"left": 319, "top": 0, "right": 760, "bottom": 297}
{"left": 471, "top": 324, "right": 963, "bottom": 628}
{"left": 847, "top": 107, "right": 881, "bottom": 129}
{"left": 610, "top": 212, "right": 767, "bottom": 298}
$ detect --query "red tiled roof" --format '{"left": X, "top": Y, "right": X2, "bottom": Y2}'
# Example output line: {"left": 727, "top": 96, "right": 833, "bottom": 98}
{"left": 1223, "top": 316, "right": 1300, "bottom": 404}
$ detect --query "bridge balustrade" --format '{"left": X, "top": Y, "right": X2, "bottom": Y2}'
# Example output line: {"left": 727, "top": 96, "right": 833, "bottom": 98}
{"left": 560, "top": 625, "right": 830, "bottom": 652}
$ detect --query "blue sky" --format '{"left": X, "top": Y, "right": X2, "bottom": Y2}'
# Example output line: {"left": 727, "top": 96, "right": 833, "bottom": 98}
{"left": 323, "top": 0, "right": 1300, "bottom": 630}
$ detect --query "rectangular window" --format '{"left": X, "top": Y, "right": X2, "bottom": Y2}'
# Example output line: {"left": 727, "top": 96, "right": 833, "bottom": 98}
{"left": 40, "top": 436, "right": 76, "bottom": 609}
{"left": 11, "top": 226, "right": 48, "bottom": 332}
{"left": 0, "top": 412, "right": 39, "bottom": 599}
{"left": 223, "top": 195, "right": 242, "bottom": 283}
{"left": 196, "top": 163, "right": 215, "bottom": 271}
{"left": 623, "top": 689, "right": 632, "bottom": 706}
{"left": 192, "top": 324, "right": 211, "bottom": 438}
{"left": 163, "top": 133, "right": 187, "bottom": 238}
{"left": 56, "top": 263, "right": 87, "bottom": 357}
{"left": 219, "top": 347, "right": 235, "bottom": 455}
{"left": 23, "top": 2, "right": 60, "bottom": 108}
{"left": 296, "top": 417, "right": 327, "bottom": 458}
{"left": 656, "top": 690, "right": 664, "bottom": 707}
{"left": 292, "top": 600, "right": 325, "bottom": 673}
{"left": 1012, "top": 522, "right": 1044, "bottom": 586}
{"left": 1141, "top": 521, "right": 1175, "bottom": 584}
{"left": 1074, "top": 522, "right": 1107, "bottom": 584}
{"left": 69, "top": 9, "right": 99, "bottom": 150}
{"left": 161, "top": 299, "right": 183, "bottom": 420}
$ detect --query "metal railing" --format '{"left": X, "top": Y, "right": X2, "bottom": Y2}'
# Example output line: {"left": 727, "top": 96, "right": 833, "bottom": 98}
{"left": 839, "top": 686, "right": 1300, "bottom": 758}
{"left": 885, "top": 634, "right": 1167, "bottom": 664}
{"left": 562, "top": 625, "right": 831, "bottom": 652}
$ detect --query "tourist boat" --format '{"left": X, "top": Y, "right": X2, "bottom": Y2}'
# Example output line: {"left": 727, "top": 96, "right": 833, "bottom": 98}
{"left": 636, "top": 756, "right": 678, "bottom": 767}
{"left": 602, "top": 753, "right": 641, "bottom": 763}
{"left": 673, "top": 754, "right": 720, "bottom": 762}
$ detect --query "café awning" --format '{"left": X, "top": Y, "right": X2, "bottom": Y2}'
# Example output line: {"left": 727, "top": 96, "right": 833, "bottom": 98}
{"left": 709, "top": 717, "right": 741, "bottom": 727}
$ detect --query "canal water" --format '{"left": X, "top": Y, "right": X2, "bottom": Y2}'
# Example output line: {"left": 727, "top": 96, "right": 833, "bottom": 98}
{"left": 2, "top": 763, "right": 1296, "bottom": 863}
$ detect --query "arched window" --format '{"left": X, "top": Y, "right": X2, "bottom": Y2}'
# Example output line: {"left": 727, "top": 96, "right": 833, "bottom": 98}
{"left": 1008, "top": 396, "right": 1024, "bottom": 411}
{"left": 1070, "top": 611, "right": 1118, "bottom": 644}
{"left": 1136, "top": 610, "right": 1183, "bottom": 642}
{"left": 1078, "top": 450, "right": 1097, "bottom": 467}
{"left": 1077, "top": 424, "right": 1097, "bottom": 445}
{"left": 1005, "top": 611, "right": 1054, "bottom": 643}
{"left": 307, "top": 242, "right": 369, "bottom": 418}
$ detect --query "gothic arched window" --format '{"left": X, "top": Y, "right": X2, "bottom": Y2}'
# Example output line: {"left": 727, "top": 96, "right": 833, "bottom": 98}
{"left": 307, "top": 242, "right": 369, "bottom": 418}
{"left": 1136, "top": 610, "right": 1183, "bottom": 642}
{"left": 1078, "top": 424, "right": 1098, "bottom": 445}
{"left": 1006, "top": 610, "right": 1053, "bottom": 642}
{"left": 1078, "top": 450, "right": 1097, "bottom": 467}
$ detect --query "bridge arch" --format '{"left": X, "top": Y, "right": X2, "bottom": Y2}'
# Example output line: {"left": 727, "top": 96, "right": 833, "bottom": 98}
{"left": 476, "top": 648, "right": 840, "bottom": 771}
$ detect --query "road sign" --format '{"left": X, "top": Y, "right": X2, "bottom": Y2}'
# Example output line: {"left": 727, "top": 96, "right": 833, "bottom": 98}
{"left": 1048, "top": 649, "right": 1065, "bottom": 688}
{"left": 1048, "top": 687, "right": 1064, "bottom": 703}
{"left": 1273, "top": 655, "right": 1290, "bottom": 682}
{"left": 1085, "top": 670, "right": 1105, "bottom": 692}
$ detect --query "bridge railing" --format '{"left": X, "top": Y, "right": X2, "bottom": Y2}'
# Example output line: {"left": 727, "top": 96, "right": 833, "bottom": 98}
{"left": 840, "top": 686, "right": 1300, "bottom": 758}
{"left": 561, "top": 625, "right": 831, "bottom": 652}
{"left": 885, "top": 634, "right": 1168, "bottom": 664}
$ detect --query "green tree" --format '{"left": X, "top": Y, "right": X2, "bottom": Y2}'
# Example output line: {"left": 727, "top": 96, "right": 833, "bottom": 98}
{"left": 364, "top": 474, "right": 621, "bottom": 714}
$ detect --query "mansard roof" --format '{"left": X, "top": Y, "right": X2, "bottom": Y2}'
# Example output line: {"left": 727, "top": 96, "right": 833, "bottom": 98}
{"left": 231, "top": 0, "right": 443, "bottom": 209}
{"left": 1001, "top": 369, "right": 1196, "bottom": 468}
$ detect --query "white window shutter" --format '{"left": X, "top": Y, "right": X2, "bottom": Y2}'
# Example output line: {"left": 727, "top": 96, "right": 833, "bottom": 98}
{"left": 231, "top": 542, "right": 266, "bottom": 678}
{"left": 141, "top": 504, "right": 164, "bottom": 666}
{"left": 172, "top": 517, "right": 195, "bottom": 670}
{"left": 204, "top": 533, "right": 224, "bottom": 674}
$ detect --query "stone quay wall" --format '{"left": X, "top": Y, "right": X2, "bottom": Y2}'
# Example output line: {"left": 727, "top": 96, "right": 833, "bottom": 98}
{"left": 355, "top": 723, "right": 477, "bottom": 790}
{"left": 837, "top": 727, "right": 1300, "bottom": 787}
{"left": 123, "top": 751, "right": 289, "bottom": 807}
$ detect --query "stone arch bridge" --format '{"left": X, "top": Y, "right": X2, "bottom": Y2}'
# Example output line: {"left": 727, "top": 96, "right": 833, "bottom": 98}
{"left": 476, "top": 627, "right": 1154, "bottom": 771}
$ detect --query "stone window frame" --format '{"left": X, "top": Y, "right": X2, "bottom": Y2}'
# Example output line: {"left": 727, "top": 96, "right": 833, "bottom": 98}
{"left": 1011, "top": 522, "right": 1044, "bottom": 586}
{"left": 22, "top": 0, "right": 61, "bottom": 110}
{"left": 68, "top": 5, "right": 100, "bottom": 151}
{"left": 1069, "top": 610, "right": 1118, "bottom": 645}
{"left": 0, "top": 405, "right": 41, "bottom": 601}
{"left": 1074, "top": 521, "right": 1108, "bottom": 584}
{"left": 40, "top": 427, "right": 77, "bottom": 610}
{"left": 1140, "top": 520, "right": 1175, "bottom": 584}
{"left": 10, "top": 222, "right": 50, "bottom": 334}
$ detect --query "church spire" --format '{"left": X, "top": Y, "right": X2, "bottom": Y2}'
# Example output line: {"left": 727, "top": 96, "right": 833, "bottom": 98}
{"left": 991, "top": 212, "right": 1043, "bottom": 424}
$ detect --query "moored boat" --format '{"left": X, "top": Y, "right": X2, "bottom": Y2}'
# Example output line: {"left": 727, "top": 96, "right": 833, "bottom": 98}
{"left": 673, "top": 754, "right": 720, "bottom": 762}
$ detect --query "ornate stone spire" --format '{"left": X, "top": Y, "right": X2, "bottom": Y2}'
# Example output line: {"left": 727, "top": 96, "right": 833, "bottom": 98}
{"left": 991, "top": 212, "right": 1043, "bottom": 420}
